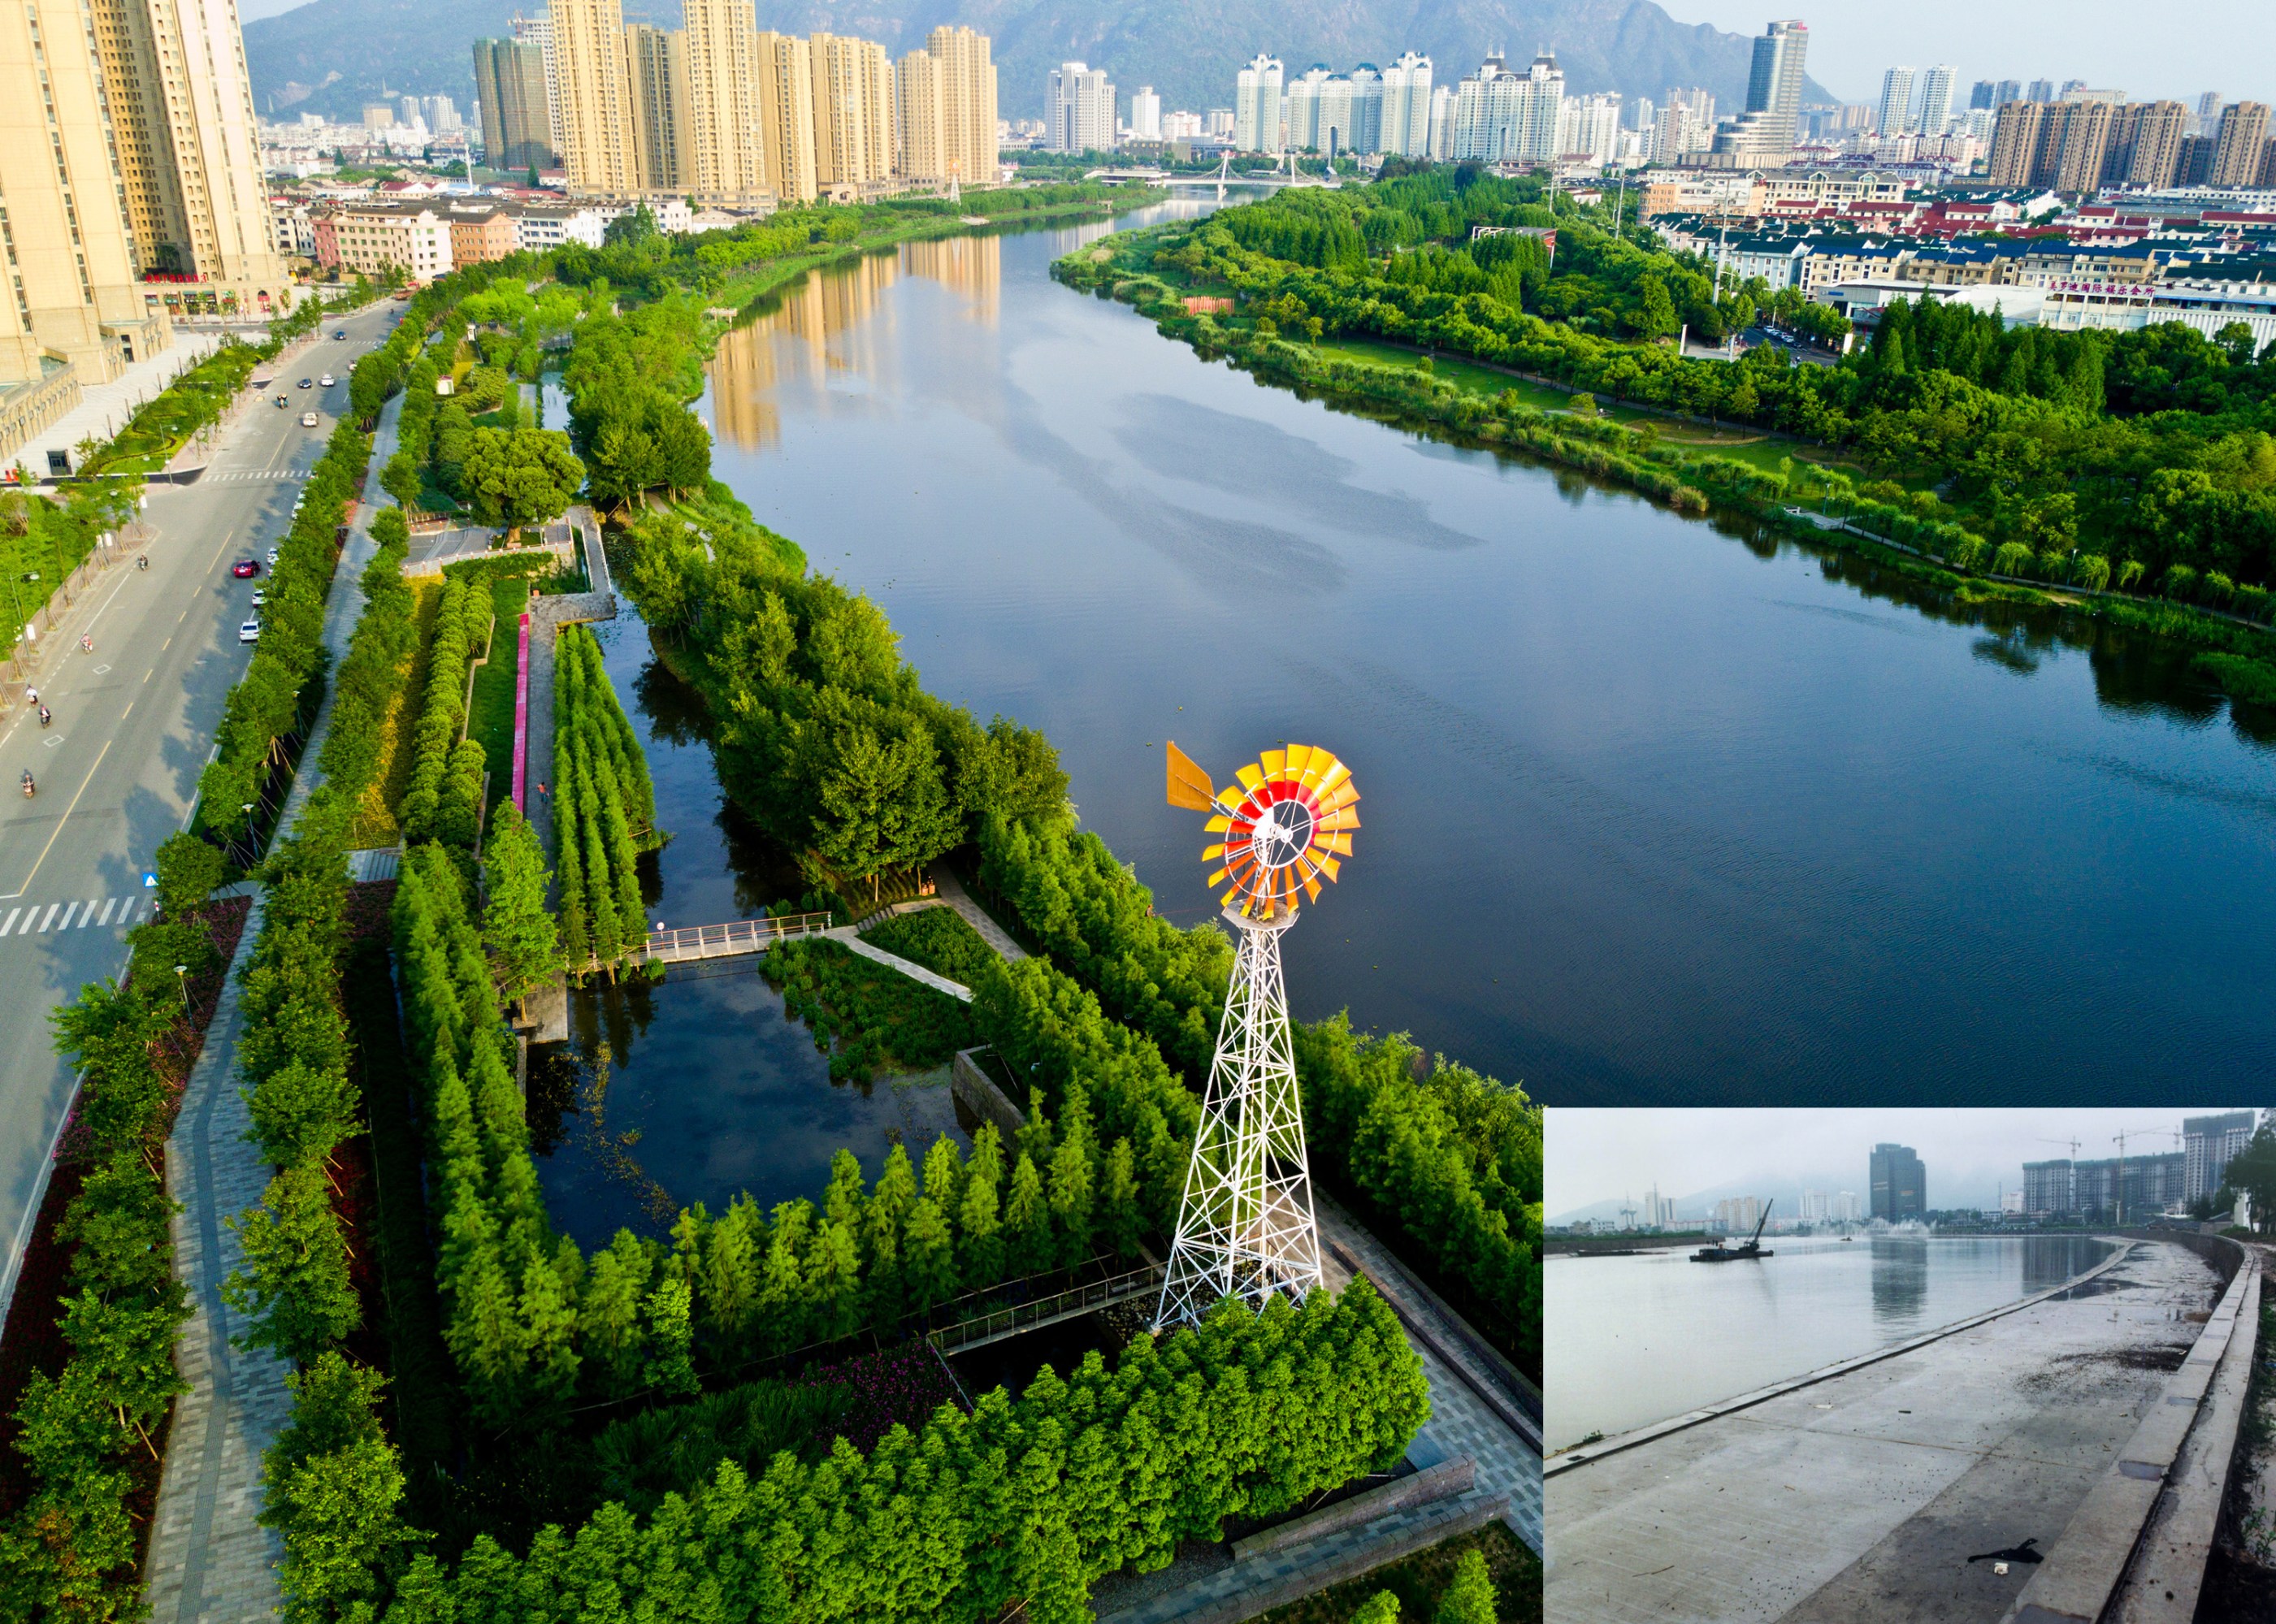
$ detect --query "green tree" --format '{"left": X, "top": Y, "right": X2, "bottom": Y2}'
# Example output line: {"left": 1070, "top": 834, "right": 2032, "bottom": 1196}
{"left": 1004, "top": 1152, "right": 1053, "bottom": 1278}
{"left": 481, "top": 803, "right": 562, "bottom": 1015}
{"left": 903, "top": 1196, "right": 958, "bottom": 1314}
{"left": 457, "top": 427, "right": 584, "bottom": 539}
{"left": 812, "top": 712, "right": 964, "bottom": 903}
{"left": 958, "top": 1125, "right": 1004, "bottom": 1284}
{"left": 1354, "top": 1593, "right": 1402, "bottom": 1624}
{"left": 643, "top": 1277, "right": 700, "bottom": 1397}
{"left": 1635, "top": 275, "right": 1680, "bottom": 341}
{"left": 261, "top": 1353, "right": 416, "bottom": 1624}
{"left": 1099, "top": 1137, "right": 1142, "bottom": 1258}
{"left": 154, "top": 830, "right": 224, "bottom": 919}
{"left": 226, "top": 1163, "right": 360, "bottom": 1365}
{"left": 1434, "top": 1548, "right": 1498, "bottom": 1624}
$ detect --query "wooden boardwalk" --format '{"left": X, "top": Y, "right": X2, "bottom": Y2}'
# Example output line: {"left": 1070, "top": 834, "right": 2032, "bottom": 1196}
{"left": 598, "top": 910, "right": 835, "bottom": 970}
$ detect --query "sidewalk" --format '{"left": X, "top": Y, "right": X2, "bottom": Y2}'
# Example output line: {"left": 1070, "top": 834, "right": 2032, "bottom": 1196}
{"left": 15, "top": 334, "right": 228, "bottom": 479}
{"left": 141, "top": 384, "right": 408, "bottom": 1624}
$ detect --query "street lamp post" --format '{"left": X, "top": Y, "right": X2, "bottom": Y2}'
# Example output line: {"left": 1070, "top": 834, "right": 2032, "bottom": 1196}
{"left": 174, "top": 964, "right": 189, "bottom": 1011}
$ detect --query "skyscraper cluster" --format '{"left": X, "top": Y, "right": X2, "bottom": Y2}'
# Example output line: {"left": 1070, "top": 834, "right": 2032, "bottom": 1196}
{"left": 1714, "top": 19, "right": 1809, "bottom": 157}
{"left": 1233, "top": 52, "right": 1437, "bottom": 158}
{"left": 475, "top": 6, "right": 997, "bottom": 206}
{"left": 0, "top": 0, "right": 288, "bottom": 396}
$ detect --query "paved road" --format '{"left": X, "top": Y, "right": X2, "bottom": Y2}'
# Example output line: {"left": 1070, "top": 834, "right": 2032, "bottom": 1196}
{"left": 0, "top": 299, "right": 404, "bottom": 1323}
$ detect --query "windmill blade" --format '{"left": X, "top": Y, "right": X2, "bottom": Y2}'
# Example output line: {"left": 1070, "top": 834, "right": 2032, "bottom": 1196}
{"left": 1165, "top": 741, "right": 1217, "bottom": 812}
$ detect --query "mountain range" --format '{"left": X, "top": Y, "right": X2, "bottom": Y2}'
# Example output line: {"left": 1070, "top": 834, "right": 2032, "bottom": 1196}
{"left": 245, "top": 0, "right": 1833, "bottom": 132}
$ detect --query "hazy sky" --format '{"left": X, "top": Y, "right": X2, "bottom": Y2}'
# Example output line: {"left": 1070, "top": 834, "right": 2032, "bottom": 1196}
{"left": 1549, "top": 1106, "right": 2261, "bottom": 1219}
{"left": 1665, "top": 2, "right": 2273, "bottom": 106}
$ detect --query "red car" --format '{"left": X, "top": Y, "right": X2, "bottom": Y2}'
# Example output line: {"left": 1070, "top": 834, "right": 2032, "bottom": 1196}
{"left": 231, "top": 558, "right": 259, "bottom": 578}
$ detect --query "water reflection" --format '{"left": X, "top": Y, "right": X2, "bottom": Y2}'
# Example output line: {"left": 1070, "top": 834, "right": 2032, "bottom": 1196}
{"left": 1869, "top": 1236, "right": 1928, "bottom": 1327}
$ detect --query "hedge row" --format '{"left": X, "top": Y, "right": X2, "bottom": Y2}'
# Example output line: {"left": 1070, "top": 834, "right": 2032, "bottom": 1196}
{"left": 552, "top": 625, "right": 657, "bottom": 975}
{"left": 397, "top": 577, "right": 493, "bottom": 849}
{"left": 332, "top": 1280, "right": 1428, "bottom": 1624}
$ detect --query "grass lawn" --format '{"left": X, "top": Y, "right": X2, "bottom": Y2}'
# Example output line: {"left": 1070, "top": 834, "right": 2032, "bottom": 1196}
{"left": 1248, "top": 1521, "right": 1541, "bottom": 1624}
{"left": 466, "top": 570, "right": 534, "bottom": 816}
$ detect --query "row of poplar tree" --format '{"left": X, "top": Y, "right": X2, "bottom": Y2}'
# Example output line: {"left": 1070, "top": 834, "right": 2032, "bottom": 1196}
{"left": 396, "top": 573, "right": 493, "bottom": 850}
{"left": 552, "top": 623, "right": 661, "bottom": 976}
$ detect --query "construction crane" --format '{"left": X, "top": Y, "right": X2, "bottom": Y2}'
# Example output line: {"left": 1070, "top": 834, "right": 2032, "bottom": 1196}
{"left": 1692, "top": 1199, "right": 1775, "bottom": 1263}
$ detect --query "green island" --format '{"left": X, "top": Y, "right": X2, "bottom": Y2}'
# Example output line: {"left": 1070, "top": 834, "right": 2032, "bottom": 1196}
{"left": 7, "top": 193, "right": 1540, "bottom": 1624}
{"left": 1053, "top": 167, "right": 2276, "bottom": 710}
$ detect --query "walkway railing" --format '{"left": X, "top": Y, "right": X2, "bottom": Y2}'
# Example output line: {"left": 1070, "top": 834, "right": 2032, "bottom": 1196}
{"left": 635, "top": 911, "right": 834, "bottom": 966}
{"left": 927, "top": 1262, "right": 1164, "bottom": 1354}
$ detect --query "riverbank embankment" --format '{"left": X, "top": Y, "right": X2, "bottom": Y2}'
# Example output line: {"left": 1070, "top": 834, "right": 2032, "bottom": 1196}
{"left": 1545, "top": 1240, "right": 2223, "bottom": 1624}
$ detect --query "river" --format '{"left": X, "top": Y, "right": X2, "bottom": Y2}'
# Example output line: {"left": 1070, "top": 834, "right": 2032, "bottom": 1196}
{"left": 1544, "top": 1232, "right": 2117, "bottom": 1449}
{"left": 668, "top": 199, "right": 2276, "bottom": 1106}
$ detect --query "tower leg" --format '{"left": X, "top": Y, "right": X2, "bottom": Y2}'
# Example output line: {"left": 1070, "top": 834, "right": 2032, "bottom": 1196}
{"left": 1153, "top": 905, "right": 1324, "bottom": 1329}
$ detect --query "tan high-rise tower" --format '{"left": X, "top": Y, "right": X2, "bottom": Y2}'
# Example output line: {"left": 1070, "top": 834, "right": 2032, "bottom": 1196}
{"left": 809, "top": 32, "right": 895, "bottom": 192}
{"left": 926, "top": 25, "right": 998, "bottom": 192}
{"left": 552, "top": 0, "right": 635, "bottom": 197}
{"left": 679, "top": 0, "right": 765, "bottom": 203}
{"left": 0, "top": 0, "right": 169, "bottom": 386}
{"left": 756, "top": 31, "right": 817, "bottom": 204}
{"left": 896, "top": 47, "right": 948, "bottom": 182}
{"left": 624, "top": 23, "right": 693, "bottom": 193}
{"left": 90, "top": 0, "right": 288, "bottom": 314}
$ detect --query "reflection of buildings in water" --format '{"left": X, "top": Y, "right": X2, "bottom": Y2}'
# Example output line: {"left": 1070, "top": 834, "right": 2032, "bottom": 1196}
{"left": 1868, "top": 1236, "right": 1929, "bottom": 1326}
{"left": 900, "top": 232, "right": 1000, "bottom": 327}
{"left": 709, "top": 325, "right": 782, "bottom": 453}
{"left": 2021, "top": 1234, "right": 2102, "bottom": 1295}
{"left": 705, "top": 253, "right": 904, "bottom": 453}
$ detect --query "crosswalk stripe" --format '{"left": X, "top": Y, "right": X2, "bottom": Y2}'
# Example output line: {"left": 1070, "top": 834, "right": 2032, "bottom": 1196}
{"left": 77, "top": 898, "right": 98, "bottom": 927}
{"left": 59, "top": 902, "right": 79, "bottom": 929}
{"left": 0, "top": 897, "right": 151, "bottom": 937}
{"left": 36, "top": 903, "right": 59, "bottom": 932}
{"left": 0, "top": 909, "right": 16, "bottom": 935}
{"left": 96, "top": 897, "right": 116, "bottom": 925}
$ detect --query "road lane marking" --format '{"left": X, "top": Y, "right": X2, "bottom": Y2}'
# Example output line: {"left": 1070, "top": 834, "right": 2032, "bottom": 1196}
{"left": 3, "top": 738, "right": 111, "bottom": 899}
{"left": 77, "top": 899, "right": 98, "bottom": 926}
{"left": 0, "top": 909, "right": 15, "bottom": 934}
{"left": 37, "top": 904, "right": 58, "bottom": 932}
{"left": 58, "top": 902, "right": 78, "bottom": 929}
{"left": 95, "top": 898, "right": 115, "bottom": 925}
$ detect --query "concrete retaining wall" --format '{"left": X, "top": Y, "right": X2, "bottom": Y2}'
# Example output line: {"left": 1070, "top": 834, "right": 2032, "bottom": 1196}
{"left": 952, "top": 1046, "right": 1023, "bottom": 1139}
{"left": 1229, "top": 1456, "right": 1474, "bottom": 1562}
{"left": 2112, "top": 1226, "right": 2247, "bottom": 1289}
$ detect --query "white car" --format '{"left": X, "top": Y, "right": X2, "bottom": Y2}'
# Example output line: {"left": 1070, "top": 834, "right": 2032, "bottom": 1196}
{"left": 267, "top": 547, "right": 279, "bottom": 565}
{"left": 319, "top": 374, "right": 336, "bottom": 387}
{"left": 251, "top": 588, "right": 267, "bottom": 607}
{"left": 300, "top": 412, "right": 319, "bottom": 427}
{"left": 238, "top": 619, "right": 261, "bottom": 644}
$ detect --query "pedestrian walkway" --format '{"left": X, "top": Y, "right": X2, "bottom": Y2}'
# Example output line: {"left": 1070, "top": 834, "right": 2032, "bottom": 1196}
{"left": 193, "top": 469, "right": 310, "bottom": 485}
{"left": 15, "top": 333, "right": 228, "bottom": 478}
{"left": 930, "top": 867, "right": 1029, "bottom": 961}
{"left": 142, "top": 384, "right": 408, "bottom": 1624}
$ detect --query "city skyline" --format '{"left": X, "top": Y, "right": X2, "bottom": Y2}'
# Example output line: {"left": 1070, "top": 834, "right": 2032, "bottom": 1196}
{"left": 1549, "top": 1106, "right": 2264, "bottom": 1222}
{"left": 1663, "top": 0, "right": 2273, "bottom": 105}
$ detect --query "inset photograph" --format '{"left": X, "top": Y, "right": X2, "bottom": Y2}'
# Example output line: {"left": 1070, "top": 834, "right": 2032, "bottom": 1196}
{"left": 1544, "top": 1107, "right": 2274, "bottom": 1624}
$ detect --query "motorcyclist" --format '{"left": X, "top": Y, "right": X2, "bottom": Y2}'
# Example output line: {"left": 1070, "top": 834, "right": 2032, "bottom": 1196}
{"left": 37, "top": 704, "right": 50, "bottom": 727}
{"left": 80, "top": 633, "right": 92, "bottom": 653}
{"left": 137, "top": 554, "right": 149, "bottom": 570}
{"left": 20, "top": 770, "right": 32, "bottom": 797}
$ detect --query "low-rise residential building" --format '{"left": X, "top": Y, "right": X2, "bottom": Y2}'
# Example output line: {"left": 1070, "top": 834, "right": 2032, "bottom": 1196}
{"left": 314, "top": 201, "right": 457, "bottom": 280}
{"left": 446, "top": 205, "right": 520, "bottom": 266}
{"left": 509, "top": 201, "right": 615, "bottom": 252}
{"left": 271, "top": 198, "right": 318, "bottom": 262}
{"left": 2040, "top": 275, "right": 2276, "bottom": 349}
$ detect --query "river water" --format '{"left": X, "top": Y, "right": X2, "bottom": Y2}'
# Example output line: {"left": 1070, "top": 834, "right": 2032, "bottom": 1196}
{"left": 1545, "top": 1233, "right": 2115, "bottom": 1448}
{"left": 678, "top": 200, "right": 2276, "bottom": 1106}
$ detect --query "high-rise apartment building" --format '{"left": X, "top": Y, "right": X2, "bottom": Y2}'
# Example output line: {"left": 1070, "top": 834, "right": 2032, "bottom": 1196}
{"left": 2027, "top": 78, "right": 2055, "bottom": 103}
{"left": 1235, "top": 54, "right": 1284, "bottom": 154}
{"left": 512, "top": 13, "right": 563, "bottom": 162}
{"left": 551, "top": 0, "right": 634, "bottom": 196}
{"left": 1876, "top": 67, "right": 1917, "bottom": 136}
{"left": 810, "top": 33, "right": 895, "bottom": 191}
{"left": 2043, "top": 97, "right": 2116, "bottom": 192}
{"left": 2192, "top": 90, "right": 2222, "bottom": 134}
{"left": 87, "top": 0, "right": 286, "bottom": 314}
{"left": 474, "top": 38, "right": 555, "bottom": 172}
{"left": 1969, "top": 80, "right": 1996, "bottom": 112}
{"left": 1129, "top": 85, "right": 1161, "bottom": 141}
{"left": 2209, "top": 101, "right": 2272, "bottom": 186}
{"left": 1987, "top": 100, "right": 2048, "bottom": 184}
{"left": 1917, "top": 67, "right": 1957, "bottom": 135}
{"left": 1869, "top": 1143, "right": 1926, "bottom": 1222}
{"left": 895, "top": 47, "right": 948, "bottom": 182}
{"left": 0, "top": 0, "right": 168, "bottom": 387}
{"left": 678, "top": 0, "right": 764, "bottom": 201}
{"left": 2023, "top": 1158, "right": 2074, "bottom": 1217}
{"left": 2106, "top": 100, "right": 2188, "bottom": 188}
{"left": 1379, "top": 52, "right": 1433, "bottom": 157}
{"left": 925, "top": 26, "right": 997, "bottom": 192}
{"left": 754, "top": 32, "right": 817, "bottom": 203}
{"left": 2183, "top": 1111, "right": 2257, "bottom": 1201}
{"left": 1994, "top": 79, "right": 2022, "bottom": 108}
{"left": 1045, "top": 61, "right": 1115, "bottom": 154}
{"left": 623, "top": 23, "right": 691, "bottom": 193}
{"left": 1450, "top": 51, "right": 1563, "bottom": 163}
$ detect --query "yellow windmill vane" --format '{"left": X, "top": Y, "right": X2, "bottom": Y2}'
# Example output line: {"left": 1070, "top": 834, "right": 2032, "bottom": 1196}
{"left": 1165, "top": 741, "right": 1359, "bottom": 917}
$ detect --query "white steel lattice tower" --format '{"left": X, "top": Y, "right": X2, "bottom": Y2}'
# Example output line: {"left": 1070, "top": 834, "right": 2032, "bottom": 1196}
{"left": 1153, "top": 741, "right": 1359, "bottom": 1328}
{"left": 1155, "top": 903, "right": 1323, "bottom": 1326}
